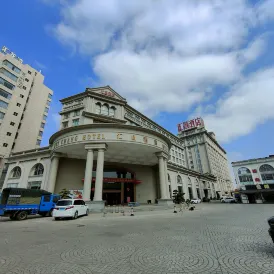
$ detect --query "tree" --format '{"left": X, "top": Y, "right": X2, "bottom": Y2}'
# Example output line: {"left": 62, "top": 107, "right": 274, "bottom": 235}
{"left": 59, "top": 188, "right": 71, "bottom": 199}
{"left": 172, "top": 189, "right": 185, "bottom": 204}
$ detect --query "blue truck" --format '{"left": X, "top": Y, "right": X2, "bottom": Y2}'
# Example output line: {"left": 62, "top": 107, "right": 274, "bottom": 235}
{"left": 0, "top": 188, "right": 60, "bottom": 221}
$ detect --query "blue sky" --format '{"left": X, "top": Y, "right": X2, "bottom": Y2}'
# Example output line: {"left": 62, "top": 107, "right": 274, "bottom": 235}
{"left": 1, "top": 0, "right": 274, "bottom": 166}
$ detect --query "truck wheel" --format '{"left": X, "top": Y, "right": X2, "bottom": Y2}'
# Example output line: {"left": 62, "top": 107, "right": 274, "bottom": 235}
{"left": 16, "top": 211, "right": 28, "bottom": 221}
{"left": 9, "top": 215, "right": 16, "bottom": 220}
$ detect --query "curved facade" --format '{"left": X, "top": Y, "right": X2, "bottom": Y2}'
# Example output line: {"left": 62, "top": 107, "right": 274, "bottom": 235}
{"left": 2, "top": 86, "right": 217, "bottom": 211}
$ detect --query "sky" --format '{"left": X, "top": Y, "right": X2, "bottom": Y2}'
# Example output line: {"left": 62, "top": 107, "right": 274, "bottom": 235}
{"left": 1, "top": 0, "right": 274, "bottom": 168}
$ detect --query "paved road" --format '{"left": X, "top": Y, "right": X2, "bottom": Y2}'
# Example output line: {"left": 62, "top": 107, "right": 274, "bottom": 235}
{"left": 0, "top": 204, "right": 274, "bottom": 274}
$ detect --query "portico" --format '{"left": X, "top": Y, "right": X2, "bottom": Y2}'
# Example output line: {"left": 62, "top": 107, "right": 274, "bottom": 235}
{"left": 46, "top": 123, "right": 172, "bottom": 211}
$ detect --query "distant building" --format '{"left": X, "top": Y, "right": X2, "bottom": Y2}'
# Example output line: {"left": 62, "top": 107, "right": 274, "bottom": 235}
{"left": 177, "top": 118, "right": 233, "bottom": 197}
{"left": 0, "top": 46, "right": 53, "bottom": 188}
{"left": 232, "top": 155, "right": 274, "bottom": 203}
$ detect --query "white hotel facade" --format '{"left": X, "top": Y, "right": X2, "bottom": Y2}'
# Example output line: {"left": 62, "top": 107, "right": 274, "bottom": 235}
{"left": 2, "top": 86, "right": 232, "bottom": 211}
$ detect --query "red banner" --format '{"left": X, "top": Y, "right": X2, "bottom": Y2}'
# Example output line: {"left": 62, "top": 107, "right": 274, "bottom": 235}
{"left": 82, "top": 177, "right": 141, "bottom": 184}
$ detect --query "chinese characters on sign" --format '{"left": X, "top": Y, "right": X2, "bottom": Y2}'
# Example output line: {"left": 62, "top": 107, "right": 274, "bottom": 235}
{"left": 1, "top": 46, "right": 23, "bottom": 63}
{"left": 177, "top": 117, "right": 204, "bottom": 132}
{"left": 100, "top": 90, "right": 115, "bottom": 97}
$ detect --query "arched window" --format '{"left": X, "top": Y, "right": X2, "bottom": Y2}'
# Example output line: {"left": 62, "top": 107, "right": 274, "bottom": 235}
{"left": 33, "top": 163, "right": 44, "bottom": 176}
{"left": 168, "top": 174, "right": 171, "bottom": 182}
{"left": 177, "top": 175, "right": 182, "bottom": 184}
{"left": 259, "top": 164, "right": 274, "bottom": 181}
{"left": 238, "top": 167, "right": 253, "bottom": 184}
{"left": 95, "top": 103, "right": 101, "bottom": 114}
{"left": 109, "top": 106, "right": 116, "bottom": 117}
{"left": 101, "top": 104, "right": 109, "bottom": 116}
{"left": 10, "top": 166, "right": 21, "bottom": 179}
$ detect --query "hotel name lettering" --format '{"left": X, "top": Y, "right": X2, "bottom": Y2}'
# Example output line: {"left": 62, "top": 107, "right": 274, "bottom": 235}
{"left": 53, "top": 132, "right": 168, "bottom": 151}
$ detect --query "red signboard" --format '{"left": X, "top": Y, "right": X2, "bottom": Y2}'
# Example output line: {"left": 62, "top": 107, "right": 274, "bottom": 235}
{"left": 82, "top": 177, "right": 141, "bottom": 184}
{"left": 178, "top": 117, "right": 204, "bottom": 132}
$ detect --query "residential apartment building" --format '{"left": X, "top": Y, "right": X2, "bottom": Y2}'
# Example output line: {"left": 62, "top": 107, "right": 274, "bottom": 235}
{"left": 232, "top": 155, "right": 274, "bottom": 203}
{"left": 0, "top": 46, "right": 53, "bottom": 187}
{"left": 177, "top": 118, "right": 233, "bottom": 197}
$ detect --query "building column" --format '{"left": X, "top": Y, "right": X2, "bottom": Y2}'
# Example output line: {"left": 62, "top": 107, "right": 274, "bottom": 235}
{"left": 83, "top": 148, "right": 94, "bottom": 201}
{"left": 156, "top": 152, "right": 169, "bottom": 199}
{"left": 48, "top": 154, "right": 60, "bottom": 193}
{"left": 163, "top": 158, "right": 170, "bottom": 198}
{"left": 191, "top": 179, "right": 198, "bottom": 199}
{"left": 93, "top": 148, "right": 105, "bottom": 201}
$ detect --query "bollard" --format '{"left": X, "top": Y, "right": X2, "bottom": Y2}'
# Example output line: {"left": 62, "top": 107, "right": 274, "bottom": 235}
{"left": 107, "top": 205, "right": 110, "bottom": 213}
{"left": 115, "top": 205, "right": 119, "bottom": 213}
{"left": 121, "top": 205, "right": 125, "bottom": 216}
{"left": 103, "top": 209, "right": 107, "bottom": 217}
{"left": 130, "top": 206, "right": 134, "bottom": 216}
{"left": 173, "top": 205, "right": 177, "bottom": 213}
{"left": 111, "top": 206, "right": 114, "bottom": 213}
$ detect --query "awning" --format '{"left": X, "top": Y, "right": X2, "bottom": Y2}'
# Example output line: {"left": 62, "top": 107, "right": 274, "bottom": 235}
{"left": 81, "top": 177, "right": 141, "bottom": 184}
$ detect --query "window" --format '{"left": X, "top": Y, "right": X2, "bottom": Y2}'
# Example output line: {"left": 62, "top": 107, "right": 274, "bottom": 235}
{"left": 41, "top": 122, "right": 45, "bottom": 128}
{"left": 7, "top": 183, "right": 18, "bottom": 188}
{"left": 27, "top": 181, "right": 41, "bottom": 190}
{"left": 95, "top": 103, "right": 101, "bottom": 114}
{"left": 20, "top": 94, "right": 24, "bottom": 98}
{"left": 0, "top": 88, "right": 12, "bottom": 99}
{"left": 53, "top": 196, "right": 59, "bottom": 203}
{"left": 0, "top": 99, "right": 8, "bottom": 109}
{"left": 72, "top": 119, "right": 79, "bottom": 126}
{"left": 73, "top": 110, "right": 80, "bottom": 117}
{"left": 10, "top": 122, "right": 15, "bottom": 126}
{"left": 73, "top": 200, "right": 83, "bottom": 205}
{"left": 3, "top": 60, "right": 21, "bottom": 74}
{"left": 64, "top": 113, "right": 70, "bottom": 119}
{"left": 3, "top": 143, "right": 8, "bottom": 147}
{"left": 238, "top": 167, "right": 253, "bottom": 183}
{"left": 259, "top": 164, "right": 274, "bottom": 182}
{"left": 7, "top": 132, "right": 11, "bottom": 136}
{"left": 0, "top": 68, "right": 18, "bottom": 82}
{"left": 62, "top": 121, "right": 68, "bottom": 128}
{"left": 25, "top": 78, "right": 29, "bottom": 82}
{"left": 45, "top": 107, "right": 49, "bottom": 114}
{"left": 177, "top": 175, "right": 182, "bottom": 184}
{"left": 48, "top": 93, "right": 52, "bottom": 99}
{"left": 23, "top": 86, "right": 26, "bottom": 90}
{"left": 33, "top": 163, "right": 44, "bottom": 176}
{"left": 0, "top": 111, "right": 5, "bottom": 119}
{"left": 56, "top": 200, "right": 72, "bottom": 206}
{"left": 0, "top": 77, "right": 15, "bottom": 90}
{"left": 11, "top": 166, "right": 21, "bottom": 178}
{"left": 43, "top": 115, "right": 47, "bottom": 120}
{"left": 39, "top": 130, "right": 43, "bottom": 137}
{"left": 16, "top": 103, "right": 21, "bottom": 107}
{"left": 101, "top": 104, "right": 109, "bottom": 116}
{"left": 46, "top": 100, "right": 50, "bottom": 107}
{"left": 15, "top": 132, "right": 18, "bottom": 139}
{"left": 13, "top": 112, "right": 18, "bottom": 116}
{"left": 109, "top": 107, "right": 116, "bottom": 117}
{"left": 28, "top": 70, "right": 32, "bottom": 75}
{"left": 43, "top": 195, "right": 51, "bottom": 202}
{"left": 36, "top": 139, "right": 41, "bottom": 145}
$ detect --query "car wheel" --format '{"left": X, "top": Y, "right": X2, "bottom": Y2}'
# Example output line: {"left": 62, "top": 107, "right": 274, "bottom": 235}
{"left": 16, "top": 211, "right": 28, "bottom": 221}
{"left": 85, "top": 209, "right": 89, "bottom": 216}
{"left": 74, "top": 211, "right": 78, "bottom": 219}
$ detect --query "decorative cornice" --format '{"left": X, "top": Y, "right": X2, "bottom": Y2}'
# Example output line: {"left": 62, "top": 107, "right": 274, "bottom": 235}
{"left": 82, "top": 111, "right": 127, "bottom": 124}
{"left": 49, "top": 123, "right": 173, "bottom": 149}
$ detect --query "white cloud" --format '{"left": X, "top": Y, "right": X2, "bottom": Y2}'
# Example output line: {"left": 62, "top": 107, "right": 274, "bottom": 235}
{"left": 48, "top": 0, "right": 274, "bottom": 141}
{"left": 202, "top": 68, "right": 274, "bottom": 142}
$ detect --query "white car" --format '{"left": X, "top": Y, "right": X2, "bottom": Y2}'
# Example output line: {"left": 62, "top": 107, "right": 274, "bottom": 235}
{"left": 191, "top": 198, "right": 201, "bottom": 204}
{"left": 221, "top": 197, "right": 236, "bottom": 203}
{"left": 53, "top": 199, "right": 89, "bottom": 220}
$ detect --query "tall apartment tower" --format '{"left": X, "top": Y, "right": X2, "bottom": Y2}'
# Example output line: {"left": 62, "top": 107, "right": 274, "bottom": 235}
{"left": 0, "top": 46, "right": 53, "bottom": 186}
{"left": 177, "top": 118, "right": 233, "bottom": 196}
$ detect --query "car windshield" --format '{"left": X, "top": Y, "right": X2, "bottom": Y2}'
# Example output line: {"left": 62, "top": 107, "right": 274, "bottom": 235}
{"left": 56, "top": 200, "right": 72, "bottom": 206}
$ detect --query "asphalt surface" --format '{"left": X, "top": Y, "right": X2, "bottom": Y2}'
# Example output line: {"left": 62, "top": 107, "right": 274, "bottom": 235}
{"left": 0, "top": 203, "right": 274, "bottom": 274}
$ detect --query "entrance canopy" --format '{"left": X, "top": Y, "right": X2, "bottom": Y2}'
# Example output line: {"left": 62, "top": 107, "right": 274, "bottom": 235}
{"left": 49, "top": 124, "right": 171, "bottom": 166}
